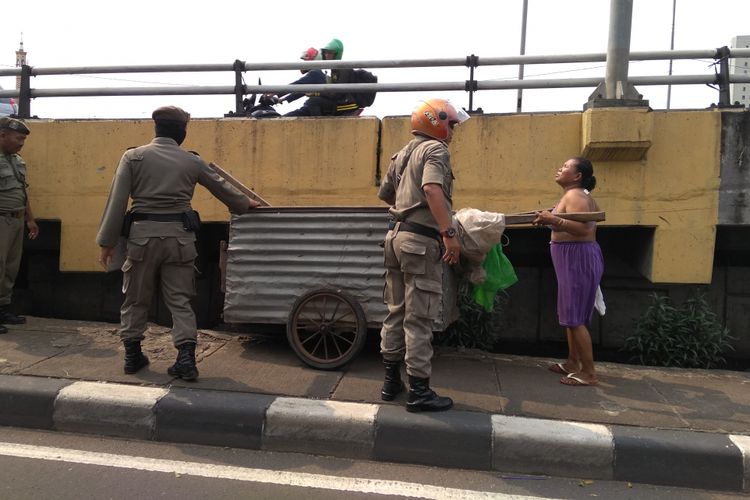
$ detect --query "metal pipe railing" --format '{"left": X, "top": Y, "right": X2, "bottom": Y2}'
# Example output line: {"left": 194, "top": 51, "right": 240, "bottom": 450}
{"left": 12, "top": 48, "right": 750, "bottom": 76}
{"left": 2, "top": 48, "right": 750, "bottom": 117}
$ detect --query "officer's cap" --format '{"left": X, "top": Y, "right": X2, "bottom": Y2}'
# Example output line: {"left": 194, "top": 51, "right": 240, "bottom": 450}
{"left": 151, "top": 106, "right": 190, "bottom": 125}
{"left": 0, "top": 117, "right": 30, "bottom": 135}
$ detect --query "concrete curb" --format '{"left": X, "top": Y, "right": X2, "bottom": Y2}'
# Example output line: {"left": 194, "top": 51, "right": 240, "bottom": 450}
{"left": 0, "top": 375, "right": 747, "bottom": 492}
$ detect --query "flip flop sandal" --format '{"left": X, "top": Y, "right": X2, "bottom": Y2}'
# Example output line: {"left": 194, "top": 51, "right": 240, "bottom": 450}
{"left": 548, "top": 362, "right": 572, "bottom": 375}
{"left": 560, "top": 373, "right": 597, "bottom": 386}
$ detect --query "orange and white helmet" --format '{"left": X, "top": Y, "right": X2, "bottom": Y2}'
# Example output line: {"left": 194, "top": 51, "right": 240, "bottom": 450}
{"left": 300, "top": 47, "right": 322, "bottom": 61}
{"left": 410, "top": 99, "right": 470, "bottom": 141}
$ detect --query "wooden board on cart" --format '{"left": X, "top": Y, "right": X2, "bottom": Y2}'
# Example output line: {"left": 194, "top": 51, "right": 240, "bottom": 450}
{"left": 504, "top": 211, "right": 605, "bottom": 225}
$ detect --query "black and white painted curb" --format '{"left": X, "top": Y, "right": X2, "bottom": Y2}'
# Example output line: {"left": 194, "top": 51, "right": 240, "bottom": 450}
{"left": 1, "top": 375, "right": 748, "bottom": 492}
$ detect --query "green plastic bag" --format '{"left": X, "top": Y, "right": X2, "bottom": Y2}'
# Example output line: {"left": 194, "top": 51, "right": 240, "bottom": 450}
{"left": 472, "top": 243, "right": 518, "bottom": 312}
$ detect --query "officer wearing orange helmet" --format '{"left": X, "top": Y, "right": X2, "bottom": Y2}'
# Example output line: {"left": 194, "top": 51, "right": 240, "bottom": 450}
{"left": 377, "top": 99, "right": 470, "bottom": 412}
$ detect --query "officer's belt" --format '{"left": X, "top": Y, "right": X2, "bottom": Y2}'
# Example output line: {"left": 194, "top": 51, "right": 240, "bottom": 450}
{"left": 130, "top": 213, "right": 184, "bottom": 223}
{"left": 388, "top": 220, "right": 440, "bottom": 241}
{"left": 0, "top": 210, "right": 24, "bottom": 219}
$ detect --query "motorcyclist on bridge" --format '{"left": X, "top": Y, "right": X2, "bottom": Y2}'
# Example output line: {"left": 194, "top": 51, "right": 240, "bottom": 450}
{"left": 279, "top": 47, "right": 328, "bottom": 117}
{"left": 285, "top": 39, "right": 360, "bottom": 117}
{"left": 321, "top": 38, "right": 360, "bottom": 115}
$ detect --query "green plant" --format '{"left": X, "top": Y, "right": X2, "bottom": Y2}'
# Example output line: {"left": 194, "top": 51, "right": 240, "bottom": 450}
{"left": 623, "top": 292, "right": 734, "bottom": 369}
{"left": 436, "top": 281, "right": 508, "bottom": 351}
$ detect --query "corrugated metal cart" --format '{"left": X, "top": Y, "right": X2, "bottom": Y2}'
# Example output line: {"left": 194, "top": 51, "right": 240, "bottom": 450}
{"left": 220, "top": 206, "right": 456, "bottom": 370}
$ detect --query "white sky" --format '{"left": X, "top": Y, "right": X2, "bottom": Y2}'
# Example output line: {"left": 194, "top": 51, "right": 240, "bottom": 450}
{"left": 1, "top": 0, "right": 749, "bottom": 119}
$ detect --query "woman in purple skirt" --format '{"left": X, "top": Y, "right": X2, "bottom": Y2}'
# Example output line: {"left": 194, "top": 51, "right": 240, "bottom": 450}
{"left": 533, "top": 157, "right": 603, "bottom": 386}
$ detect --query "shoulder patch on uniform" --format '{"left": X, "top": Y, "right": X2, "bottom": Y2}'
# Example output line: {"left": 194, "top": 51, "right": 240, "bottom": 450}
{"left": 189, "top": 150, "right": 201, "bottom": 157}
{"left": 125, "top": 148, "right": 144, "bottom": 161}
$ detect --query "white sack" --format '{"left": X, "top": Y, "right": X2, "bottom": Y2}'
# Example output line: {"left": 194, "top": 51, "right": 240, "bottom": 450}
{"left": 454, "top": 208, "right": 507, "bottom": 284}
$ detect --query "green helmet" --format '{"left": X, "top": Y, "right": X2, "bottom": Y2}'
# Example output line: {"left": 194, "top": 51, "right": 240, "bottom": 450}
{"left": 322, "top": 38, "right": 344, "bottom": 60}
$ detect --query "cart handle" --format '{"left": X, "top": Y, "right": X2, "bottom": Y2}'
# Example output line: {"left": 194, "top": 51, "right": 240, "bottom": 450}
{"left": 209, "top": 162, "right": 272, "bottom": 207}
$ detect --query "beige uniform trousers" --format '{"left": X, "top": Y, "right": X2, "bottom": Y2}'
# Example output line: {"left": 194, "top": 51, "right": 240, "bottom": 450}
{"left": 380, "top": 228, "right": 444, "bottom": 379}
{"left": 120, "top": 236, "right": 198, "bottom": 346}
{"left": 0, "top": 212, "right": 24, "bottom": 306}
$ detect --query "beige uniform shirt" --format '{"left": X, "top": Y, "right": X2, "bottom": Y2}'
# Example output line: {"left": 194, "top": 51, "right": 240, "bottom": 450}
{"left": 377, "top": 136, "right": 453, "bottom": 230}
{"left": 0, "top": 153, "right": 27, "bottom": 212}
{"left": 96, "top": 137, "right": 249, "bottom": 247}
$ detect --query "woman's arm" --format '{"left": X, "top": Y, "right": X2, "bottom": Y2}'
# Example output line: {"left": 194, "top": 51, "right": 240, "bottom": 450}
{"left": 533, "top": 190, "right": 596, "bottom": 237}
{"left": 557, "top": 190, "right": 596, "bottom": 236}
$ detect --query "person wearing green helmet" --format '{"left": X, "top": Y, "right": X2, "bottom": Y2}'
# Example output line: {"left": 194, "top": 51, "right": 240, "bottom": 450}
{"left": 321, "top": 38, "right": 344, "bottom": 61}
{"left": 319, "top": 38, "right": 360, "bottom": 115}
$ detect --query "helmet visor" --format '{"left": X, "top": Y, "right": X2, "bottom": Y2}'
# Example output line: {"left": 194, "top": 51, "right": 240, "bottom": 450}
{"left": 454, "top": 107, "right": 471, "bottom": 123}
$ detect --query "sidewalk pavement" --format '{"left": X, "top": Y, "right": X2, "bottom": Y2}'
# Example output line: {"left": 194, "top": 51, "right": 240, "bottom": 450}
{"left": 0, "top": 317, "right": 748, "bottom": 492}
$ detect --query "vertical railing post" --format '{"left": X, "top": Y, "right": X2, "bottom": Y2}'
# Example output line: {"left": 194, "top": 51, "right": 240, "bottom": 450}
{"left": 233, "top": 59, "right": 245, "bottom": 115}
{"left": 18, "top": 65, "right": 31, "bottom": 119}
{"left": 465, "top": 54, "right": 479, "bottom": 112}
{"left": 715, "top": 46, "right": 731, "bottom": 107}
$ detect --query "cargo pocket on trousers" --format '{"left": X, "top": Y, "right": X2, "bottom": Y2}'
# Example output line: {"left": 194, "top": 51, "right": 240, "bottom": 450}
{"left": 400, "top": 241, "right": 427, "bottom": 275}
{"left": 412, "top": 277, "right": 443, "bottom": 319}
{"left": 124, "top": 238, "right": 148, "bottom": 267}
{"left": 122, "top": 238, "right": 148, "bottom": 292}
{"left": 177, "top": 237, "right": 198, "bottom": 263}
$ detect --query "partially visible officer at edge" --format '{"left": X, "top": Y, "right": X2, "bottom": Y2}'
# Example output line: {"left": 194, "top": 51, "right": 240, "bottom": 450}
{"left": 0, "top": 117, "right": 39, "bottom": 335}
{"left": 96, "top": 106, "right": 260, "bottom": 380}
{"left": 377, "top": 98, "right": 470, "bottom": 412}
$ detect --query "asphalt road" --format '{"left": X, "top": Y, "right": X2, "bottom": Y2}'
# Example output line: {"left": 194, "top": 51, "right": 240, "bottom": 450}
{"left": 0, "top": 427, "right": 744, "bottom": 500}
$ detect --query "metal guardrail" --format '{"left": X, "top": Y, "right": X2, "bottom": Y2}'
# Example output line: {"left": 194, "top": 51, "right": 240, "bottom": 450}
{"left": 2, "top": 48, "right": 750, "bottom": 118}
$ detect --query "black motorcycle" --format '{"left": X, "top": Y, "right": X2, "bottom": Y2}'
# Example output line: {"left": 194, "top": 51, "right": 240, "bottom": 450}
{"left": 241, "top": 93, "right": 282, "bottom": 118}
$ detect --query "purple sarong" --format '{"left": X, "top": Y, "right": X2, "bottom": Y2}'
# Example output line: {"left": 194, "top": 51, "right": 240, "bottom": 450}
{"left": 550, "top": 241, "right": 604, "bottom": 328}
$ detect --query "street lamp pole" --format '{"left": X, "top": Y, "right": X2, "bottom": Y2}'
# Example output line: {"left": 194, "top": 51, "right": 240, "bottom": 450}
{"left": 667, "top": 0, "right": 677, "bottom": 109}
{"left": 516, "top": 0, "right": 529, "bottom": 112}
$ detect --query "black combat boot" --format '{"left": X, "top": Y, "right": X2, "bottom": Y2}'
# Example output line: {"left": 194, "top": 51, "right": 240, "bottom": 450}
{"left": 406, "top": 375, "right": 453, "bottom": 413}
{"left": 0, "top": 306, "right": 25, "bottom": 325}
{"left": 0, "top": 324, "right": 7, "bottom": 334}
{"left": 381, "top": 361, "right": 405, "bottom": 401}
{"left": 167, "top": 342, "right": 199, "bottom": 381}
{"left": 123, "top": 340, "right": 149, "bottom": 374}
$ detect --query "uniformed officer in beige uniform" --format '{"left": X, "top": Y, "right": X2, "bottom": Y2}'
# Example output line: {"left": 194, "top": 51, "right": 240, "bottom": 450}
{"left": 0, "top": 117, "right": 39, "bottom": 334}
{"left": 377, "top": 99, "right": 469, "bottom": 412}
{"left": 97, "top": 106, "right": 258, "bottom": 379}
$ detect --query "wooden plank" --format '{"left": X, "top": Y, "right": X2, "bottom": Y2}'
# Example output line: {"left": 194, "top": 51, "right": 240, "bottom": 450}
{"left": 208, "top": 162, "right": 271, "bottom": 207}
{"left": 504, "top": 211, "right": 606, "bottom": 225}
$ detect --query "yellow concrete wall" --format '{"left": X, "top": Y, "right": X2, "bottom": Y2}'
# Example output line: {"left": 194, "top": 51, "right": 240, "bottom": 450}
{"left": 380, "top": 110, "right": 720, "bottom": 284}
{"left": 21, "top": 110, "right": 720, "bottom": 283}
{"left": 21, "top": 117, "right": 380, "bottom": 272}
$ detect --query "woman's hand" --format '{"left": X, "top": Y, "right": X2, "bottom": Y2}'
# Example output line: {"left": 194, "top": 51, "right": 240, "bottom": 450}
{"left": 533, "top": 211, "right": 568, "bottom": 230}
{"left": 533, "top": 210, "right": 555, "bottom": 226}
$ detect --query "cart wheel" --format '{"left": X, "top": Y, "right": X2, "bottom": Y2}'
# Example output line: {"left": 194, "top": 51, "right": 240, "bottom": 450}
{"left": 286, "top": 288, "right": 368, "bottom": 370}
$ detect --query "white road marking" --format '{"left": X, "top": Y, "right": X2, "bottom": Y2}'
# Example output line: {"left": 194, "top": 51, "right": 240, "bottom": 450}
{"left": 729, "top": 435, "right": 750, "bottom": 491}
{"left": 0, "top": 441, "right": 558, "bottom": 500}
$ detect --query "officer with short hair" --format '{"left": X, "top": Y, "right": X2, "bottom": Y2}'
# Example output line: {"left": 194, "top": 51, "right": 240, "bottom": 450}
{"left": 97, "top": 106, "right": 259, "bottom": 379}
{"left": 0, "top": 117, "right": 39, "bottom": 334}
